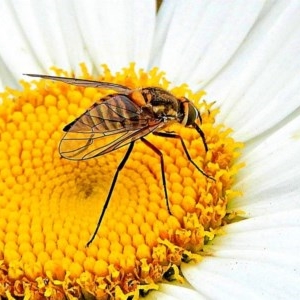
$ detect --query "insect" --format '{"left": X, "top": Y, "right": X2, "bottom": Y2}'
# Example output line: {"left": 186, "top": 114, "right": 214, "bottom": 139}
{"left": 25, "top": 74, "right": 214, "bottom": 246}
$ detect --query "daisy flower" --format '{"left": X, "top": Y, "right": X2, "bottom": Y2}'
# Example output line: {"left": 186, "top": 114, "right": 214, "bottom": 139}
{"left": 0, "top": 1, "right": 300, "bottom": 299}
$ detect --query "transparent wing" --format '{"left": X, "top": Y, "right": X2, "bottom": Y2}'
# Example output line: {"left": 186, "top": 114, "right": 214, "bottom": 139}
{"left": 25, "top": 74, "right": 132, "bottom": 93}
{"left": 59, "top": 94, "right": 163, "bottom": 160}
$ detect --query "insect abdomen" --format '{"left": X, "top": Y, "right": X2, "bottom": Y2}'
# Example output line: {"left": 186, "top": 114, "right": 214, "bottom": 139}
{"left": 64, "top": 94, "right": 142, "bottom": 133}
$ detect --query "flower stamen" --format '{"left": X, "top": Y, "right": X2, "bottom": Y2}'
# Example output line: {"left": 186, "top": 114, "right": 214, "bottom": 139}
{"left": 0, "top": 63, "right": 243, "bottom": 298}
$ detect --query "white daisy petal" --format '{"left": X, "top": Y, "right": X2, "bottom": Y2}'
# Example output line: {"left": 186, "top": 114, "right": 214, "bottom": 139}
{"left": 73, "top": 0, "right": 155, "bottom": 74}
{"left": 183, "top": 261, "right": 261, "bottom": 299}
{"left": 131, "top": 0, "right": 156, "bottom": 69}
{"left": 210, "top": 210, "right": 300, "bottom": 254}
{"left": 12, "top": 0, "right": 75, "bottom": 72}
{"left": 182, "top": 210, "right": 300, "bottom": 299}
{"left": 205, "top": 0, "right": 300, "bottom": 140}
{"left": 146, "top": 290, "right": 178, "bottom": 300}
{"left": 152, "top": 0, "right": 265, "bottom": 86}
{"left": 0, "top": 0, "right": 156, "bottom": 85}
{"left": 182, "top": 254, "right": 300, "bottom": 299}
{"left": 231, "top": 113, "right": 300, "bottom": 214}
{"left": 0, "top": 0, "right": 93, "bottom": 86}
{"left": 0, "top": 1, "right": 42, "bottom": 86}
{"left": 50, "top": 0, "right": 94, "bottom": 73}
{"left": 0, "top": 58, "right": 12, "bottom": 90}
{"left": 147, "top": 284, "right": 206, "bottom": 300}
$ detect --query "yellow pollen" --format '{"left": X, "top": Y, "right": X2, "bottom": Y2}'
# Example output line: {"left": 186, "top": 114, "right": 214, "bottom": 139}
{"left": 0, "top": 63, "right": 244, "bottom": 299}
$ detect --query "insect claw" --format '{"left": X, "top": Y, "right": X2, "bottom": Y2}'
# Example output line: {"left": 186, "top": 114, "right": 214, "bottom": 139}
{"left": 208, "top": 175, "right": 216, "bottom": 182}
{"left": 86, "top": 240, "right": 92, "bottom": 248}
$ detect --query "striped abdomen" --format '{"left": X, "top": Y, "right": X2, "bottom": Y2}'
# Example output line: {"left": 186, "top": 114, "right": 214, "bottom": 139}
{"left": 64, "top": 94, "right": 147, "bottom": 134}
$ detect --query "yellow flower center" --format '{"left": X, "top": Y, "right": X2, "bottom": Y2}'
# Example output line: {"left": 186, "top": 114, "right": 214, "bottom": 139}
{"left": 0, "top": 63, "right": 243, "bottom": 299}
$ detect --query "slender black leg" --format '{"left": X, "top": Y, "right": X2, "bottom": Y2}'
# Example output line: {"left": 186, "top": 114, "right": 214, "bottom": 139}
{"left": 86, "top": 141, "right": 135, "bottom": 247}
{"left": 192, "top": 122, "right": 208, "bottom": 152}
{"left": 141, "top": 137, "right": 172, "bottom": 215}
{"left": 153, "top": 132, "right": 215, "bottom": 181}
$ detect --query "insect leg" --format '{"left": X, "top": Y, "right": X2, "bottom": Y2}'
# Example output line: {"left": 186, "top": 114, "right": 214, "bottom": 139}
{"left": 86, "top": 141, "right": 135, "bottom": 247}
{"left": 192, "top": 123, "right": 208, "bottom": 152}
{"left": 140, "top": 137, "right": 172, "bottom": 215}
{"left": 152, "top": 132, "right": 215, "bottom": 181}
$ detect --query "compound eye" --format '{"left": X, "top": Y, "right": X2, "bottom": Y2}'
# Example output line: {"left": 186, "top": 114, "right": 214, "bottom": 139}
{"left": 186, "top": 102, "right": 198, "bottom": 126}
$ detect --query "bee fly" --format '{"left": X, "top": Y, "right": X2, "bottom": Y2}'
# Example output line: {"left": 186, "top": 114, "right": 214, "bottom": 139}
{"left": 25, "top": 74, "right": 214, "bottom": 246}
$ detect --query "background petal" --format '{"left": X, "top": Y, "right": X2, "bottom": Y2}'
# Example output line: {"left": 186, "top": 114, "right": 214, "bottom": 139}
{"left": 181, "top": 210, "right": 300, "bottom": 299}
{"left": 0, "top": 0, "right": 156, "bottom": 88}
{"left": 205, "top": 0, "right": 300, "bottom": 141}
{"left": 231, "top": 112, "right": 300, "bottom": 215}
{"left": 0, "top": 0, "right": 43, "bottom": 87}
{"left": 151, "top": 0, "right": 264, "bottom": 87}
{"left": 73, "top": 0, "right": 156, "bottom": 73}
{"left": 146, "top": 284, "right": 207, "bottom": 300}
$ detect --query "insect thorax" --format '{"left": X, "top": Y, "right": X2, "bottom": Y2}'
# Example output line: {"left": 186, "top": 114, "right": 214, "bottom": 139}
{"left": 140, "top": 87, "right": 181, "bottom": 121}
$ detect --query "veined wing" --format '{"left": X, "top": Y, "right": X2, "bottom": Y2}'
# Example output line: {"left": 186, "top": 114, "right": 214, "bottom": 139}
{"left": 59, "top": 94, "right": 163, "bottom": 160}
{"left": 25, "top": 74, "right": 132, "bottom": 93}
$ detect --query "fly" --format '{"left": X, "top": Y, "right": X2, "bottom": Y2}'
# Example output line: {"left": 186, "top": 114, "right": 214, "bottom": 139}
{"left": 25, "top": 74, "right": 215, "bottom": 246}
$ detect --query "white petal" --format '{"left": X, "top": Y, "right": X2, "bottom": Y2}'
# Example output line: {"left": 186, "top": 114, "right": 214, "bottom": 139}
{"left": 146, "top": 284, "right": 206, "bottom": 300}
{"left": 205, "top": 0, "right": 300, "bottom": 140}
{"left": 0, "top": 0, "right": 156, "bottom": 87}
{"left": 182, "top": 254, "right": 300, "bottom": 299}
{"left": 0, "top": 59, "right": 11, "bottom": 90}
{"left": 11, "top": 0, "right": 75, "bottom": 72}
{"left": 211, "top": 210, "right": 300, "bottom": 255}
{"left": 151, "top": 0, "right": 265, "bottom": 87}
{"left": 183, "top": 262, "right": 261, "bottom": 299}
{"left": 181, "top": 206, "right": 300, "bottom": 299}
{"left": 73, "top": 0, "right": 156, "bottom": 73}
{"left": 146, "top": 290, "right": 178, "bottom": 300}
{"left": 0, "top": 0, "right": 91, "bottom": 85}
{"left": 0, "top": 1, "right": 42, "bottom": 87}
{"left": 231, "top": 113, "right": 300, "bottom": 215}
